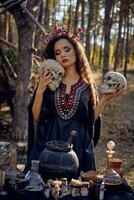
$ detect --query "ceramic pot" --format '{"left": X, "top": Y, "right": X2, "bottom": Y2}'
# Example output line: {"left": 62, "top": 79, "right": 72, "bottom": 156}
{"left": 39, "top": 140, "right": 79, "bottom": 180}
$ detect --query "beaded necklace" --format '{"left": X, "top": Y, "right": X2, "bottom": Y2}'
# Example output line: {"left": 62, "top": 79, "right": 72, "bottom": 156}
{"left": 54, "top": 79, "right": 88, "bottom": 120}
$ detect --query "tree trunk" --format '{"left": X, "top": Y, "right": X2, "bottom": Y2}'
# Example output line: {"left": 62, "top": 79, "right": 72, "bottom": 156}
{"left": 120, "top": 24, "right": 126, "bottom": 68}
{"left": 74, "top": 0, "right": 80, "bottom": 31}
{"left": 81, "top": 0, "right": 85, "bottom": 40}
{"left": 91, "top": 29, "right": 97, "bottom": 65}
{"left": 13, "top": 23, "right": 33, "bottom": 140}
{"left": 44, "top": 0, "right": 50, "bottom": 30}
{"left": 103, "top": 0, "right": 114, "bottom": 75}
{"left": 68, "top": 0, "right": 72, "bottom": 25}
{"left": 99, "top": 34, "right": 103, "bottom": 66}
{"left": 10, "top": 2, "right": 39, "bottom": 140}
{"left": 124, "top": 14, "right": 129, "bottom": 78}
{"left": 34, "top": 1, "right": 44, "bottom": 47}
{"left": 114, "top": 0, "right": 123, "bottom": 71}
{"left": 85, "top": 0, "right": 94, "bottom": 62}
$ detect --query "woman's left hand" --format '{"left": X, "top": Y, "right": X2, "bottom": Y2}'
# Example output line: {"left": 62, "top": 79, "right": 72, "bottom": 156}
{"left": 100, "top": 89, "right": 126, "bottom": 103}
{"left": 95, "top": 89, "right": 126, "bottom": 120}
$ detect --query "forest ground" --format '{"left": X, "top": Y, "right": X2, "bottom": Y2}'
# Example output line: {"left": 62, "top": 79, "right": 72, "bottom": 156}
{"left": 93, "top": 68, "right": 134, "bottom": 190}
{"left": 0, "top": 68, "right": 134, "bottom": 190}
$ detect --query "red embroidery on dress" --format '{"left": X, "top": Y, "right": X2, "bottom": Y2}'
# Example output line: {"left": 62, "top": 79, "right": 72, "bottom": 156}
{"left": 54, "top": 79, "right": 88, "bottom": 120}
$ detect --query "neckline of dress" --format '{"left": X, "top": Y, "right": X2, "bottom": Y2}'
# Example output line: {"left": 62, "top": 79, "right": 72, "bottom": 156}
{"left": 61, "top": 77, "right": 82, "bottom": 88}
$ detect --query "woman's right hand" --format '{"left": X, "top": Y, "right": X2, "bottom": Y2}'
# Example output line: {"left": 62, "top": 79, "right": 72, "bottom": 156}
{"left": 37, "top": 72, "right": 53, "bottom": 94}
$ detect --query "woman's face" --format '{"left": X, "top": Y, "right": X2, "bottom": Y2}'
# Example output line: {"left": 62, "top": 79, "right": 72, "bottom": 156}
{"left": 54, "top": 38, "right": 76, "bottom": 68}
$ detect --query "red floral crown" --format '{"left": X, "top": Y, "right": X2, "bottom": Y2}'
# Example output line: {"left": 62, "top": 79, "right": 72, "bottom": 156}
{"left": 44, "top": 21, "right": 83, "bottom": 45}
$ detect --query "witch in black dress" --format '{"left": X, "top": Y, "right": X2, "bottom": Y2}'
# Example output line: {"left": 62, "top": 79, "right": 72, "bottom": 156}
{"left": 24, "top": 26, "right": 123, "bottom": 175}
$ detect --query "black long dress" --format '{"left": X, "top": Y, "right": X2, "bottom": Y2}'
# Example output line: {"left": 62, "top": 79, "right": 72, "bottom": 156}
{"left": 24, "top": 79, "right": 101, "bottom": 175}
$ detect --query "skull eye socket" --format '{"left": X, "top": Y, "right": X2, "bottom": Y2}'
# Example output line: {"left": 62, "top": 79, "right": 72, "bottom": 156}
{"left": 107, "top": 76, "right": 112, "bottom": 80}
{"left": 58, "top": 72, "right": 63, "bottom": 76}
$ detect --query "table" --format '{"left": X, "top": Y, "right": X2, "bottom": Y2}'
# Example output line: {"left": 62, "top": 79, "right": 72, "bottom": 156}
{"left": 1, "top": 183, "right": 134, "bottom": 200}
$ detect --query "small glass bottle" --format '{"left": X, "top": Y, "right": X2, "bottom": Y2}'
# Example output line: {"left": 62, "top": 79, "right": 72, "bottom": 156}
{"left": 60, "top": 178, "right": 70, "bottom": 198}
{"left": 26, "top": 160, "right": 44, "bottom": 191}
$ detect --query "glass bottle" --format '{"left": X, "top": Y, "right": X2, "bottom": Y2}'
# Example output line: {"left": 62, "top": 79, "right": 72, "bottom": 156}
{"left": 26, "top": 160, "right": 44, "bottom": 191}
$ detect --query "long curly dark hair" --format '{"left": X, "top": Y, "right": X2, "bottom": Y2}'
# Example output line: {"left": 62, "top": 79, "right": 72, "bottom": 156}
{"left": 42, "top": 35, "right": 97, "bottom": 107}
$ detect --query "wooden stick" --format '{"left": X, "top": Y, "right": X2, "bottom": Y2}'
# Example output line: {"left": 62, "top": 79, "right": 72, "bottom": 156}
{"left": 0, "top": 47, "right": 17, "bottom": 79}
{"left": 0, "top": 0, "right": 26, "bottom": 14}
{"left": 21, "top": 5, "right": 47, "bottom": 36}
{"left": 0, "top": 1, "right": 46, "bottom": 37}
{"left": 0, "top": 38, "right": 42, "bottom": 65}
{"left": 129, "top": 5, "right": 134, "bottom": 14}
{"left": 32, "top": 57, "right": 40, "bottom": 67}
{"left": 33, "top": 54, "right": 42, "bottom": 62}
{"left": 0, "top": 37, "right": 18, "bottom": 49}
{"left": 0, "top": 0, "right": 16, "bottom": 9}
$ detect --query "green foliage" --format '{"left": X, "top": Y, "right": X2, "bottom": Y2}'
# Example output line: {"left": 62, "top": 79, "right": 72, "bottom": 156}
{"left": 2, "top": 46, "right": 17, "bottom": 67}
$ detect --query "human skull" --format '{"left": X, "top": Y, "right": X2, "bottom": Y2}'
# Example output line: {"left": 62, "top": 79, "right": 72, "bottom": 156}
{"left": 99, "top": 71, "right": 127, "bottom": 94}
{"left": 39, "top": 59, "right": 65, "bottom": 91}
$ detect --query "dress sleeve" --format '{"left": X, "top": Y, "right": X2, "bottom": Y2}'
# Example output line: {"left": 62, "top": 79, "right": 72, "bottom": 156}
{"left": 27, "top": 88, "right": 50, "bottom": 158}
{"left": 94, "top": 116, "right": 101, "bottom": 147}
{"left": 93, "top": 85, "right": 102, "bottom": 147}
{"left": 27, "top": 90, "right": 37, "bottom": 159}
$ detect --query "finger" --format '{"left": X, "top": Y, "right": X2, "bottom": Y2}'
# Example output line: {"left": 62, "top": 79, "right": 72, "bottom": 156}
{"left": 117, "top": 89, "right": 126, "bottom": 95}
{"left": 43, "top": 71, "right": 51, "bottom": 77}
{"left": 40, "top": 72, "right": 52, "bottom": 80}
{"left": 112, "top": 90, "right": 125, "bottom": 98}
{"left": 46, "top": 73, "right": 52, "bottom": 78}
{"left": 39, "top": 75, "right": 52, "bottom": 84}
{"left": 120, "top": 90, "right": 126, "bottom": 96}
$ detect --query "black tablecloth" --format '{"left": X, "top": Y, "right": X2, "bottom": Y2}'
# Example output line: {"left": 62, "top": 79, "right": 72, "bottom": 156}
{"left": 1, "top": 183, "right": 134, "bottom": 200}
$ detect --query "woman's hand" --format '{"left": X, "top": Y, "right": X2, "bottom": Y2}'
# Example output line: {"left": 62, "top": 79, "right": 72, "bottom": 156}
{"left": 100, "top": 89, "right": 126, "bottom": 103}
{"left": 32, "top": 72, "right": 53, "bottom": 121}
{"left": 95, "top": 89, "right": 126, "bottom": 120}
{"left": 37, "top": 72, "right": 53, "bottom": 94}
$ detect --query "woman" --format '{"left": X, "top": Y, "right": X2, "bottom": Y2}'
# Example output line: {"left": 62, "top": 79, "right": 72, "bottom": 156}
{"left": 24, "top": 33, "right": 123, "bottom": 175}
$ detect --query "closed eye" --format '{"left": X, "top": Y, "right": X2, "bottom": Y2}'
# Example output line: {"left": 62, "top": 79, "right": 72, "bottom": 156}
{"left": 64, "top": 47, "right": 71, "bottom": 52}
{"left": 55, "top": 46, "right": 71, "bottom": 55}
